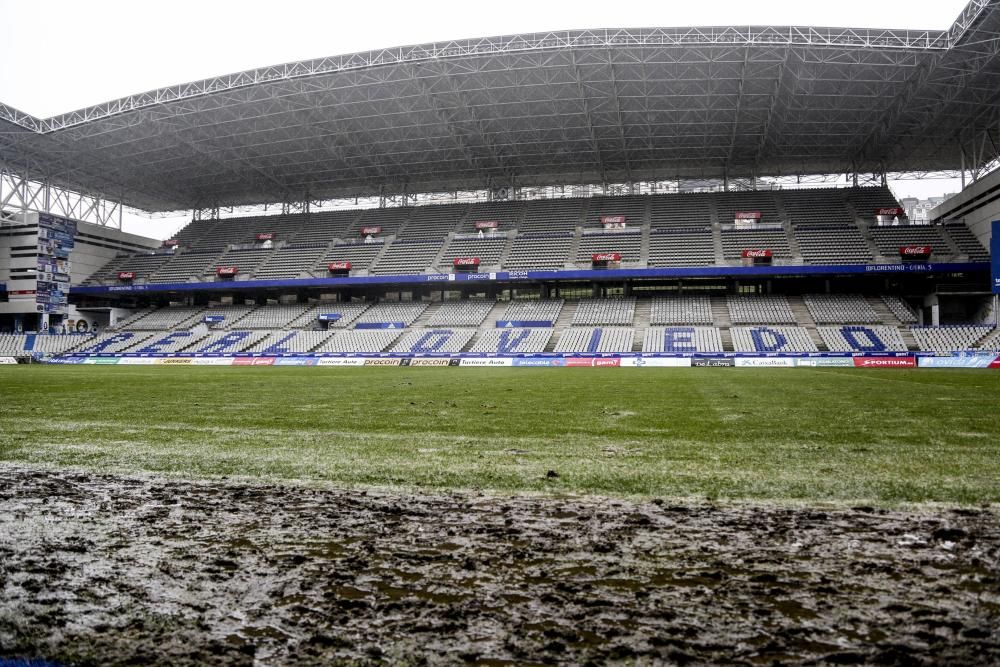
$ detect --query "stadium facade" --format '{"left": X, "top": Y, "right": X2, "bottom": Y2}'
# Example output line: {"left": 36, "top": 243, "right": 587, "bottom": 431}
{"left": 1, "top": 0, "right": 999, "bottom": 364}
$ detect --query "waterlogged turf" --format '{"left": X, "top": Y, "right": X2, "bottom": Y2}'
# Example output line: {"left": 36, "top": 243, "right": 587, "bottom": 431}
{"left": 0, "top": 365, "right": 998, "bottom": 504}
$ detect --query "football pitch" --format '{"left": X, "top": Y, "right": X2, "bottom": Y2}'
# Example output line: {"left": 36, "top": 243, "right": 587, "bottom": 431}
{"left": 2, "top": 365, "right": 998, "bottom": 504}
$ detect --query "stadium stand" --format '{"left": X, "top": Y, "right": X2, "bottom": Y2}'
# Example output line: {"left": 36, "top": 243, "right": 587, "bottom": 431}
{"left": 911, "top": 325, "right": 993, "bottom": 352}
{"left": 976, "top": 328, "right": 1000, "bottom": 351}
{"left": 350, "top": 207, "right": 411, "bottom": 237}
{"left": 206, "top": 248, "right": 273, "bottom": 280}
{"left": 253, "top": 244, "right": 327, "bottom": 280}
{"left": 123, "top": 306, "right": 205, "bottom": 330}
{"left": 295, "top": 303, "right": 370, "bottom": 328}
{"left": 794, "top": 225, "right": 873, "bottom": 265}
{"left": 370, "top": 238, "right": 444, "bottom": 275}
{"left": 571, "top": 298, "right": 636, "bottom": 325}
{"left": 504, "top": 233, "right": 573, "bottom": 270}
{"left": 583, "top": 196, "right": 647, "bottom": 228}
{"left": 882, "top": 296, "right": 919, "bottom": 324}
{"left": 870, "top": 226, "right": 950, "bottom": 261}
{"left": 731, "top": 326, "right": 818, "bottom": 352}
{"left": 519, "top": 199, "right": 584, "bottom": 234}
{"left": 575, "top": 229, "right": 643, "bottom": 266}
{"left": 648, "top": 193, "right": 713, "bottom": 227}
{"left": 438, "top": 236, "right": 506, "bottom": 269}
{"left": 314, "top": 241, "right": 385, "bottom": 276}
{"left": 189, "top": 330, "right": 270, "bottom": 354}
{"left": 75, "top": 331, "right": 155, "bottom": 354}
{"left": 469, "top": 328, "right": 552, "bottom": 353}
{"left": 131, "top": 330, "right": 209, "bottom": 354}
{"left": 803, "top": 294, "right": 880, "bottom": 324}
{"left": 353, "top": 302, "right": 428, "bottom": 326}
{"left": 720, "top": 228, "right": 792, "bottom": 260}
{"left": 461, "top": 201, "right": 523, "bottom": 233}
{"left": 498, "top": 300, "right": 564, "bottom": 323}
{"left": 149, "top": 251, "right": 223, "bottom": 283}
{"left": 314, "top": 330, "right": 402, "bottom": 353}
{"left": 231, "top": 304, "right": 312, "bottom": 329}
{"left": 819, "top": 326, "right": 907, "bottom": 352}
{"left": 643, "top": 326, "right": 723, "bottom": 352}
{"left": 554, "top": 327, "right": 634, "bottom": 353}
{"left": 391, "top": 328, "right": 476, "bottom": 353}
{"left": 426, "top": 301, "right": 496, "bottom": 327}
{"left": 647, "top": 227, "right": 715, "bottom": 266}
{"left": 292, "top": 210, "right": 359, "bottom": 244}
{"left": 727, "top": 295, "right": 796, "bottom": 324}
{"left": 944, "top": 223, "right": 990, "bottom": 261}
{"left": 649, "top": 295, "right": 714, "bottom": 325}
{"left": 399, "top": 204, "right": 467, "bottom": 238}
{"left": 0, "top": 335, "right": 28, "bottom": 356}
{"left": 83, "top": 252, "right": 172, "bottom": 285}
{"left": 249, "top": 330, "right": 334, "bottom": 353}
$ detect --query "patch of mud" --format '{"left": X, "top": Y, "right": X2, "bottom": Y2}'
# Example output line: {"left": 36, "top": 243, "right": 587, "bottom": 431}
{"left": 0, "top": 465, "right": 997, "bottom": 666}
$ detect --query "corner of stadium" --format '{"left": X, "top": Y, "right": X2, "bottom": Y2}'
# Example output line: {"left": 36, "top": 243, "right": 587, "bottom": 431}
{"left": 1, "top": 1, "right": 999, "bottom": 664}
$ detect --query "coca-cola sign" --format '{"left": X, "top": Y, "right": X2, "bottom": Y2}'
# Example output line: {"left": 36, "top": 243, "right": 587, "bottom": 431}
{"left": 216, "top": 266, "right": 238, "bottom": 276}
{"left": 474, "top": 221, "right": 499, "bottom": 230}
{"left": 592, "top": 252, "right": 622, "bottom": 262}
{"left": 327, "top": 261, "right": 352, "bottom": 271}
{"left": 453, "top": 257, "right": 480, "bottom": 266}
{"left": 899, "top": 246, "right": 931, "bottom": 257}
{"left": 162, "top": 239, "right": 179, "bottom": 247}
{"left": 117, "top": 271, "right": 136, "bottom": 280}
{"left": 360, "top": 226, "right": 382, "bottom": 235}
{"left": 255, "top": 233, "right": 274, "bottom": 241}
{"left": 876, "top": 208, "right": 905, "bottom": 217}
{"left": 741, "top": 249, "right": 773, "bottom": 258}
{"left": 600, "top": 215, "right": 626, "bottom": 225}
{"left": 734, "top": 211, "right": 762, "bottom": 220}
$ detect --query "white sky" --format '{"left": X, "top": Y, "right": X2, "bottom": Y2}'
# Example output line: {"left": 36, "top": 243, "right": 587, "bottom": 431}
{"left": 0, "top": 0, "right": 969, "bottom": 238}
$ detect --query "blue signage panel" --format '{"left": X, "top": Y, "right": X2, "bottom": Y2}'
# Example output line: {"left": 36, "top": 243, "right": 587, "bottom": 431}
{"left": 992, "top": 220, "right": 1000, "bottom": 294}
{"left": 318, "top": 313, "right": 343, "bottom": 322}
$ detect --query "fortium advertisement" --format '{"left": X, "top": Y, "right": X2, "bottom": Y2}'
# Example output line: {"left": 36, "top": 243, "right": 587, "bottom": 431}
{"left": 993, "top": 220, "right": 1000, "bottom": 294}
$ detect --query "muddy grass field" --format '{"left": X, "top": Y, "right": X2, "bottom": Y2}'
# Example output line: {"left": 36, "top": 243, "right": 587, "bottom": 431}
{"left": 1, "top": 465, "right": 997, "bottom": 666}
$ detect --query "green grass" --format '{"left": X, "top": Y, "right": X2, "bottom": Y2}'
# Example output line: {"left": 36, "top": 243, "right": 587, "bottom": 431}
{"left": 1, "top": 366, "right": 998, "bottom": 505}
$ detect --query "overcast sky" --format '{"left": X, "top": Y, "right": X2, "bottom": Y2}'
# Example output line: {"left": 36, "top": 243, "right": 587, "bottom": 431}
{"left": 0, "top": 0, "right": 970, "bottom": 238}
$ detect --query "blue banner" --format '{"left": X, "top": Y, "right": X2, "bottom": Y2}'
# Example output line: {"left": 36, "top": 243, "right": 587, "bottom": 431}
{"left": 204, "top": 315, "right": 225, "bottom": 323}
{"left": 496, "top": 320, "right": 553, "bottom": 328}
{"left": 992, "top": 220, "right": 999, "bottom": 294}
{"left": 354, "top": 322, "right": 406, "bottom": 329}
{"left": 318, "top": 313, "right": 343, "bottom": 322}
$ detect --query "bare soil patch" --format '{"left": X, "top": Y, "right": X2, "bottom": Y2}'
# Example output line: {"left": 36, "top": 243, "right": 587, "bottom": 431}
{"left": 0, "top": 465, "right": 997, "bottom": 665}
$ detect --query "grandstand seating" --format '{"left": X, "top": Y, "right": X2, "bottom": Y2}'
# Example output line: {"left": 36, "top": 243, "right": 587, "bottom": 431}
{"left": 643, "top": 327, "right": 723, "bottom": 352}
{"left": 190, "top": 330, "right": 270, "bottom": 354}
{"left": 911, "top": 325, "right": 993, "bottom": 352}
{"left": 253, "top": 244, "right": 327, "bottom": 280}
{"left": 399, "top": 204, "right": 467, "bottom": 238}
{"left": 314, "top": 241, "right": 384, "bottom": 275}
{"left": 647, "top": 227, "right": 715, "bottom": 266}
{"left": 353, "top": 302, "right": 428, "bottom": 326}
{"left": 370, "top": 239, "right": 443, "bottom": 275}
{"left": 469, "top": 328, "right": 552, "bottom": 353}
{"left": 314, "top": 330, "right": 401, "bottom": 353}
{"left": 944, "top": 223, "right": 990, "bottom": 261}
{"left": 123, "top": 306, "right": 205, "bottom": 330}
{"left": 803, "top": 294, "right": 879, "bottom": 324}
{"left": 819, "top": 326, "right": 907, "bottom": 352}
{"left": 504, "top": 233, "right": 573, "bottom": 270}
{"left": 731, "top": 326, "right": 817, "bottom": 352}
{"left": 554, "top": 327, "right": 634, "bottom": 353}
{"left": 720, "top": 228, "right": 792, "bottom": 260}
{"left": 976, "top": 328, "right": 1000, "bottom": 351}
{"left": 870, "top": 226, "right": 950, "bottom": 260}
{"left": 882, "top": 295, "right": 919, "bottom": 323}
{"left": 794, "top": 225, "right": 873, "bottom": 264}
{"left": 727, "top": 295, "right": 796, "bottom": 324}
{"left": 427, "top": 301, "right": 495, "bottom": 327}
{"left": 249, "top": 330, "right": 334, "bottom": 353}
{"left": 75, "top": 331, "right": 155, "bottom": 354}
{"left": 391, "top": 328, "right": 476, "bottom": 353}
{"left": 438, "top": 236, "right": 506, "bottom": 269}
{"left": 499, "top": 300, "right": 564, "bottom": 323}
{"left": 82, "top": 187, "right": 992, "bottom": 281}
{"left": 571, "top": 298, "right": 636, "bottom": 325}
{"left": 298, "top": 303, "right": 370, "bottom": 328}
{"left": 149, "top": 251, "right": 222, "bottom": 283}
{"left": 575, "top": 230, "right": 642, "bottom": 266}
{"left": 649, "top": 295, "right": 713, "bottom": 325}
{"left": 232, "top": 304, "right": 311, "bottom": 329}
{"left": 131, "top": 330, "right": 209, "bottom": 354}
{"left": 0, "top": 335, "right": 27, "bottom": 356}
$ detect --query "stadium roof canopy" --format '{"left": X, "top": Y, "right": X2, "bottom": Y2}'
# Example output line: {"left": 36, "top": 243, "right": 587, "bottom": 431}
{"left": 1, "top": 0, "right": 999, "bottom": 213}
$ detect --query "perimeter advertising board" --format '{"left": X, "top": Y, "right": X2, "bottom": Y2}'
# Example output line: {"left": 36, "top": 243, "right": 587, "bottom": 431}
{"left": 992, "top": 220, "right": 999, "bottom": 294}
